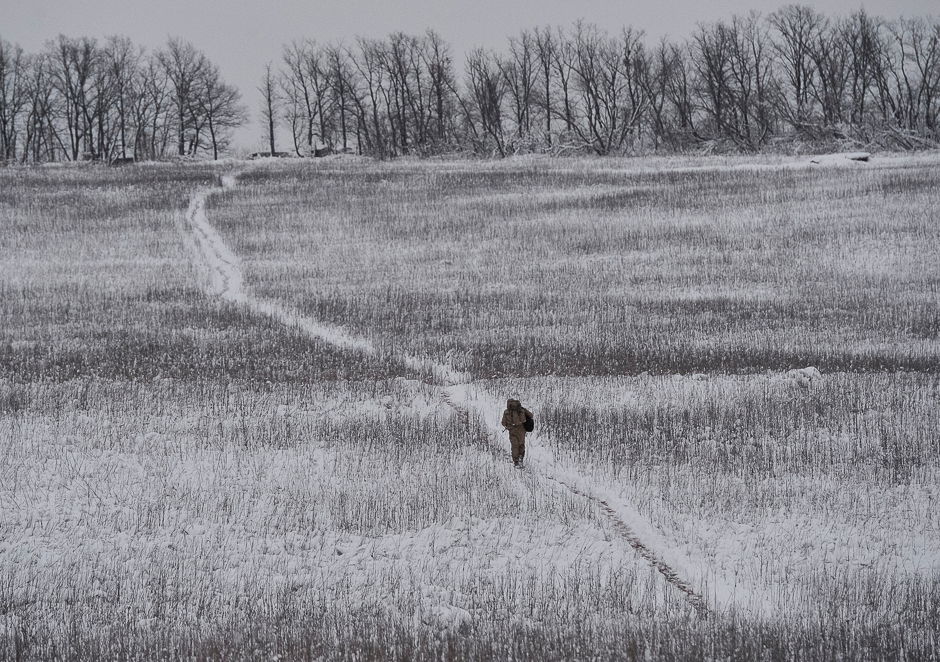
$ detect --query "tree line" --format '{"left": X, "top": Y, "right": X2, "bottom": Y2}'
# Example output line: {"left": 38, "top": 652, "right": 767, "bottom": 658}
{"left": 2, "top": 6, "right": 939, "bottom": 163}
{"left": 270, "top": 7, "right": 940, "bottom": 157}
{"left": 0, "top": 35, "right": 246, "bottom": 163}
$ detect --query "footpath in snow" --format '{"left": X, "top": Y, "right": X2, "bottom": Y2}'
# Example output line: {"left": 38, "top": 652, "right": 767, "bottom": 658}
{"left": 185, "top": 174, "right": 773, "bottom": 618}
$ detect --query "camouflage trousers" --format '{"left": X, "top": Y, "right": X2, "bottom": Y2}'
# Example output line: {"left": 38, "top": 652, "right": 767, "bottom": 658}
{"left": 509, "top": 429, "right": 526, "bottom": 465}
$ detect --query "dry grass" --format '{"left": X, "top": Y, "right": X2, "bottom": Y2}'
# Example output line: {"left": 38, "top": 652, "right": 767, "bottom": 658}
{"left": 2, "top": 155, "right": 939, "bottom": 660}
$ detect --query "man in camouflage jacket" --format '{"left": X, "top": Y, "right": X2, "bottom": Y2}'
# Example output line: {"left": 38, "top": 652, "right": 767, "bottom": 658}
{"left": 501, "top": 398, "right": 532, "bottom": 467}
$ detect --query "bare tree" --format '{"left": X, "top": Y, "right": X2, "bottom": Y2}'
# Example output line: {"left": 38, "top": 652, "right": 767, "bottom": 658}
{"left": 46, "top": 35, "right": 99, "bottom": 160}
{"left": 352, "top": 37, "right": 392, "bottom": 156}
{"left": 691, "top": 15, "right": 777, "bottom": 149}
{"left": 465, "top": 48, "right": 507, "bottom": 156}
{"left": 102, "top": 36, "right": 142, "bottom": 161}
{"left": 550, "top": 27, "right": 578, "bottom": 136}
{"left": 422, "top": 29, "right": 458, "bottom": 150}
{"left": 570, "top": 23, "right": 647, "bottom": 155}
{"left": 157, "top": 37, "right": 207, "bottom": 156}
{"left": 906, "top": 17, "right": 940, "bottom": 138}
{"left": 663, "top": 42, "right": 697, "bottom": 141}
{"left": 727, "top": 13, "right": 777, "bottom": 148}
{"left": 842, "top": 10, "right": 886, "bottom": 130}
{"left": 640, "top": 39, "right": 677, "bottom": 148}
{"left": 134, "top": 54, "right": 171, "bottom": 160}
{"left": 886, "top": 17, "right": 940, "bottom": 142}
{"left": 868, "top": 17, "right": 900, "bottom": 131}
{"left": 616, "top": 27, "right": 655, "bottom": 151}
{"left": 281, "top": 40, "right": 310, "bottom": 155}
{"left": 0, "top": 37, "right": 27, "bottom": 161}
{"left": 22, "top": 52, "right": 58, "bottom": 162}
{"left": 808, "top": 17, "right": 850, "bottom": 129}
{"left": 533, "top": 27, "right": 556, "bottom": 145}
{"left": 499, "top": 30, "right": 537, "bottom": 142}
{"left": 382, "top": 33, "right": 418, "bottom": 154}
{"left": 281, "top": 39, "right": 336, "bottom": 155}
{"left": 258, "top": 62, "right": 280, "bottom": 154}
{"left": 198, "top": 61, "right": 246, "bottom": 159}
{"left": 304, "top": 42, "right": 334, "bottom": 151}
{"left": 770, "top": 5, "right": 827, "bottom": 132}
{"left": 692, "top": 20, "right": 737, "bottom": 143}
{"left": 87, "top": 39, "right": 125, "bottom": 161}
{"left": 401, "top": 33, "right": 432, "bottom": 151}
{"left": 326, "top": 44, "right": 357, "bottom": 153}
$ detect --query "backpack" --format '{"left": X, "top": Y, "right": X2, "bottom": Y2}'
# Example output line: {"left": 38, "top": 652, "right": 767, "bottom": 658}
{"left": 523, "top": 411, "right": 534, "bottom": 432}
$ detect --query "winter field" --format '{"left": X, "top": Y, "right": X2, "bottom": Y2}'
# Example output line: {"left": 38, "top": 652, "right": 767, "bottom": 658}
{"left": 1, "top": 153, "right": 940, "bottom": 660}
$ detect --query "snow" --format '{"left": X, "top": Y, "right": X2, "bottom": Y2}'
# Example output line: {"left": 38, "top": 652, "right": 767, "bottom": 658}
{"left": 187, "top": 190, "right": 244, "bottom": 302}
{"left": 180, "top": 174, "right": 802, "bottom": 617}
{"left": 179, "top": 169, "right": 938, "bottom": 620}
{"left": 808, "top": 152, "right": 870, "bottom": 165}
{"left": 786, "top": 366, "right": 823, "bottom": 389}
{"left": 0, "top": 432, "right": 663, "bottom": 636}
{"left": 6, "top": 159, "right": 939, "bottom": 644}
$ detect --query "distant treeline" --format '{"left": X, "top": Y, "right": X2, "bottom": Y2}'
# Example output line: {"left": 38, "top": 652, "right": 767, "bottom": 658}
{"left": 0, "top": 36, "right": 246, "bottom": 163}
{"left": 2, "top": 6, "right": 939, "bottom": 162}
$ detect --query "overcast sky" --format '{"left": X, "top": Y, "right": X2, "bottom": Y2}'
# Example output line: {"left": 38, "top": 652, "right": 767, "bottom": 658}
{"left": 2, "top": 0, "right": 936, "bottom": 151}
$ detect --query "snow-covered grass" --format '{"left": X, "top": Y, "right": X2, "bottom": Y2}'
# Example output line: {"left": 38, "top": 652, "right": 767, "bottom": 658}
{"left": 501, "top": 372, "right": 940, "bottom": 620}
{"left": 2, "top": 155, "right": 940, "bottom": 660}
{"left": 0, "top": 378, "right": 692, "bottom": 660}
{"left": 213, "top": 153, "right": 940, "bottom": 377}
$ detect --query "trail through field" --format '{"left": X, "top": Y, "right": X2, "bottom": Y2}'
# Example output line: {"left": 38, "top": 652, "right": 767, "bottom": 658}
{"left": 185, "top": 176, "right": 768, "bottom": 618}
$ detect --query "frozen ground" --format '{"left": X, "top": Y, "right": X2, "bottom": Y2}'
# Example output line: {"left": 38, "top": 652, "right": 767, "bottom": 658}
{"left": 180, "top": 161, "right": 940, "bottom": 619}
{"left": 184, "top": 175, "right": 720, "bottom": 614}
{"left": 2, "top": 154, "right": 939, "bottom": 658}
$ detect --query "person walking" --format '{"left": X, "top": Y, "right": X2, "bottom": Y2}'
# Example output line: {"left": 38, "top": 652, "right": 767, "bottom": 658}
{"left": 501, "top": 398, "right": 533, "bottom": 467}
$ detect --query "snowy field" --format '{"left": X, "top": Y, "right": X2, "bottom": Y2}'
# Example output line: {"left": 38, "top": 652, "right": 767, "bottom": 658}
{"left": 2, "top": 153, "right": 940, "bottom": 660}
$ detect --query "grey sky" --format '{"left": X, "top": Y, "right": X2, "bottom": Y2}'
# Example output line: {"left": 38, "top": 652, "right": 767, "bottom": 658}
{"left": 2, "top": 0, "right": 937, "bottom": 151}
